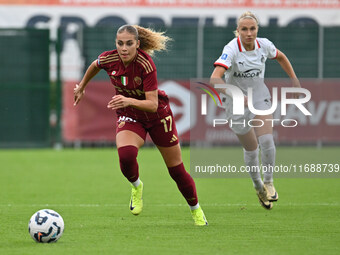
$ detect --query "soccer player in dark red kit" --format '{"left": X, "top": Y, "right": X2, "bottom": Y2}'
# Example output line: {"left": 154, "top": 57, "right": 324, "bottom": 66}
{"left": 73, "top": 25, "right": 208, "bottom": 226}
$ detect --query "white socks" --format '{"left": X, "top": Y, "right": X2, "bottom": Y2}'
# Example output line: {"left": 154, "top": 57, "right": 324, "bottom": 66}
{"left": 244, "top": 147, "right": 263, "bottom": 191}
{"left": 258, "top": 134, "right": 276, "bottom": 184}
{"left": 189, "top": 203, "right": 200, "bottom": 211}
{"left": 244, "top": 134, "right": 276, "bottom": 190}
{"left": 131, "top": 178, "right": 141, "bottom": 187}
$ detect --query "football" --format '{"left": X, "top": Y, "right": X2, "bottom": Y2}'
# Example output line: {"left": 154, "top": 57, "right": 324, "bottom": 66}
{"left": 28, "top": 209, "right": 64, "bottom": 243}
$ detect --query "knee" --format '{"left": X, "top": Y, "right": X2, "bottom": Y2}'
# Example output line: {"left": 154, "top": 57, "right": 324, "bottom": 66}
{"left": 168, "top": 163, "right": 186, "bottom": 180}
{"left": 118, "top": 145, "right": 138, "bottom": 165}
{"left": 258, "top": 134, "right": 275, "bottom": 151}
{"left": 243, "top": 147, "right": 259, "bottom": 161}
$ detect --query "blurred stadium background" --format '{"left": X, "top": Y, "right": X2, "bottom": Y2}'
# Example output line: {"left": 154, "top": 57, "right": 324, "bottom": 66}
{"left": 1, "top": 2, "right": 340, "bottom": 254}
{"left": 0, "top": 0, "right": 340, "bottom": 148}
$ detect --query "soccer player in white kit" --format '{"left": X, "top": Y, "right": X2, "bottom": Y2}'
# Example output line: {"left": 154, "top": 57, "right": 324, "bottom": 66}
{"left": 211, "top": 11, "right": 301, "bottom": 209}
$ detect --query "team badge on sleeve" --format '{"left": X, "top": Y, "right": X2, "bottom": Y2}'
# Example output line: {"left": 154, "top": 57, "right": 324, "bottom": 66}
{"left": 221, "top": 53, "right": 228, "bottom": 60}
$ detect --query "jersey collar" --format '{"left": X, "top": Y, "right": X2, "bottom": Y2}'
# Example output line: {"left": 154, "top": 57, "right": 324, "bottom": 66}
{"left": 237, "top": 37, "right": 261, "bottom": 52}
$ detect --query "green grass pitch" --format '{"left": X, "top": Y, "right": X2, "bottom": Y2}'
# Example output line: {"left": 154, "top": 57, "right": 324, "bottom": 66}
{"left": 0, "top": 147, "right": 339, "bottom": 254}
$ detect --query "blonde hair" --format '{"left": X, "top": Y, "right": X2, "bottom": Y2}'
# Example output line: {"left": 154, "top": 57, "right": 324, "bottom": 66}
{"left": 117, "top": 24, "right": 171, "bottom": 56}
{"left": 234, "top": 11, "right": 259, "bottom": 37}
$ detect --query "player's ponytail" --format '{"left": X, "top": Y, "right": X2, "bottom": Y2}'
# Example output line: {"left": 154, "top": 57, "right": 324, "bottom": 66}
{"left": 133, "top": 25, "right": 171, "bottom": 56}
{"left": 234, "top": 11, "right": 259, "bottom": 37}
{"left": 117, "top": 24, "right": 171, "bottom": 56}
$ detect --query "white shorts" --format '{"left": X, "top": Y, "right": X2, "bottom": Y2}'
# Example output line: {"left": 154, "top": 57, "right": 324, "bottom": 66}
{"left": 224, "top": 97, "right": 272, "bottom": 135}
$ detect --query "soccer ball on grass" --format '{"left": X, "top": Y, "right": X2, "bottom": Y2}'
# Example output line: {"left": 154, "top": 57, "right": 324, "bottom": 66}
{"left": 28, "top": 209, "right": 64, "bottom": 243}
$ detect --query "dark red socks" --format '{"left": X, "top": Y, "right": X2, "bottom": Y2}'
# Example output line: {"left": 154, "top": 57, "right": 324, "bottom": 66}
{"left": 118, "top": 145, "right": 139, "bottom": 183}
{"left": 168, "top": 163, "right": 198, "bottom": 206}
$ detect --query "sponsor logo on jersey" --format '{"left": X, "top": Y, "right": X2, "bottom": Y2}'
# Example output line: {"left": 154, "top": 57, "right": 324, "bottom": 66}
{"left": 118, "top": 116, "right": 137, "bottom": 123}
{"left": 233, "top": 69, "right": 262, "bottom": 78}
{"left": 114, "top": 85, "right": 145, "bottom": 97}
{"left": 111, "top": 70, "right": 117, "bottom": 76}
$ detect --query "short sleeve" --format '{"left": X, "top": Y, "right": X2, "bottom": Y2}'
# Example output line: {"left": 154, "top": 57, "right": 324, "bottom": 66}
{"left": 214, "top": 45, "right": 235, "bottom": 70}
{"left": 96, "top": 50, "right": 117, "bottom": 70}
{"left": 263, "top": 38, "right": 278, "bottom": 59}
{"left": 142, "top": 70, "right": 158, "bottom": 92}
{"left": 96, "top": 58, "right": 102, "bottom": 69}
{"left": 96, "top": 53, "right": 104, "bottom": 69}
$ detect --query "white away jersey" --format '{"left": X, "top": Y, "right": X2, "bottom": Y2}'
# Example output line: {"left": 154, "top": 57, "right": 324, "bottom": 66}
{"left": 214, "top": 37, "right": 278, "bottom": 100}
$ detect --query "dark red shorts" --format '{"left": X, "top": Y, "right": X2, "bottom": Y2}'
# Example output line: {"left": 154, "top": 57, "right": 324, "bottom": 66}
{"left": 116, "top": 110, "right": 179, "bottom": 147}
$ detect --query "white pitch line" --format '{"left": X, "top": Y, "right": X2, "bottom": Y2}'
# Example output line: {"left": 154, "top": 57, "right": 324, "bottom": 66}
{"left": 0, "top": 203, "right": 339, "bottom": 207}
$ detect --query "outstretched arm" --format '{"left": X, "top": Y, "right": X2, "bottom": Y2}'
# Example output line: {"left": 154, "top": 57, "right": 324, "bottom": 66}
{"left": 74, "top": 60, "right": 101, "bottom": 106}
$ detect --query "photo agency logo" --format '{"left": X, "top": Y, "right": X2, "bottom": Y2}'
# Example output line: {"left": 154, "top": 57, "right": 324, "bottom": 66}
{"left": 198, "top": 82, "right": 312, "bottom": 128}
{"left": 196, "top": 82, "right": 223, "bottom": 111}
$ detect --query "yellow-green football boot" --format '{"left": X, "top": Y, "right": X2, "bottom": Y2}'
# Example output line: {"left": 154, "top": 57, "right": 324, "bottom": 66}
{"left": 191, "top": 206, "right": 208, "bottom": 226}
{"left": 129, "top": 181, "right": 143, "bottom": 215}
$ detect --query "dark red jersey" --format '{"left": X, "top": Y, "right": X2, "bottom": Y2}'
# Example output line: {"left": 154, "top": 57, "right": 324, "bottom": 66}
{"left": 97, "top": 49, "right": 169, "bottom": 121}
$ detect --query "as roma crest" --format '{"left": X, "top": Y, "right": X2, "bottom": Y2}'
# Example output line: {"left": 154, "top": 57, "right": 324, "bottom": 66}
{"left": 118, "top": 121, "right": 126, "bottom": 129}
{"left": 134, "top": 76, "right": 142, "bottom": 85}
